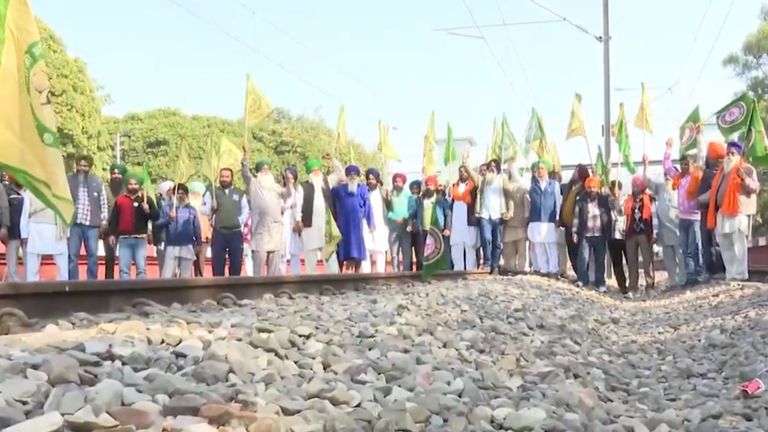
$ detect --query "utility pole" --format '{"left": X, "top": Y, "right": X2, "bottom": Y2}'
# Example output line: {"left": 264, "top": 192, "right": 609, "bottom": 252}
{"left": 602, "top": 0, "right": 611, "bottom": 163}
{"left": 115, "top": 132, "right": 121, "bottom": 165}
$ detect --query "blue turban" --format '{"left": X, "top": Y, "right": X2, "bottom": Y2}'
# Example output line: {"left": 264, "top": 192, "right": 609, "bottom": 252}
{"left": 365, "top": 168, "right": 381, "bottom": 183}
{"left": 345, "top": 165, "right": 361, "bottom": 177}
{"left": 727, "top": 140, "right": 743, "bottom": 155}
{"left": 409, "top": 180, "right": 422, "bottom": 191}
{"left": 188, "top": 181, "right": 206, "bottom": 195}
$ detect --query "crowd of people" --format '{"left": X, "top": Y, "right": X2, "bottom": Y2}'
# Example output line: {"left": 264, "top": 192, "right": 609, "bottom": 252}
{"left": 0, "top": 138, "right": 759, "bottom": 294}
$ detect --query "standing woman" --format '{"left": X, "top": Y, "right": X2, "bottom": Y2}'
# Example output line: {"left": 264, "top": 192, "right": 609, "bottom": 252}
{"left": 281, "top": 166, "right": 304, "bottom": 275}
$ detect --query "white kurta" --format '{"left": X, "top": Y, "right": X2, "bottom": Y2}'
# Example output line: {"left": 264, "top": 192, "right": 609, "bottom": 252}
{"left": 303, "top": 180, "right": 327, "bottom": 252}
{"left": 281, "top": 187, "right": 303, "bottom": 256}
{"left": 364, "top": 189, "right": 389, "bottom": 253}
{"left": 450, "top": 185, "right": 478, "bottom": 247}
{"left": 20, "top": 192, "right": 67, "bottom": 255}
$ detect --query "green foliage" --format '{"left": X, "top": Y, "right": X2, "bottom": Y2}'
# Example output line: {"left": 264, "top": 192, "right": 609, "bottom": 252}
{"left": 38, "top": 20, "right": 378, "bottom": 185}
{"left": 724, "top": 5, "right": 768, "bottom": 234}
{"left": 38, "top": 20, "right": 108, "bottom": 174}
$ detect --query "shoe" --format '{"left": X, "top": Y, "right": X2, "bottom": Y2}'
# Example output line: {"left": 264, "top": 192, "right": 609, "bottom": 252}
{"left": 574, "top": 281, "right": 585, "bottom": 288}
{"left": 597, "top": 286, "right": 607, "bottom": 293}
{"left": 489, "top": 267, "right": 499, "bottom": 275}
{"left": 622, "top": 292, "right": 633, "bottom": 299}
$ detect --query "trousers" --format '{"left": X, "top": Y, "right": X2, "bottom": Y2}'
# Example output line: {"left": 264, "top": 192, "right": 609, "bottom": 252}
{"left": 452, "top": 243, "right": 478, "bottom": 271}
{"left": 530, "top": 242, "right": 558, "bottom": 274}
{"left": 626, "top": 234, "right": 654, "bottom": 291}
{"left": 501, "top": 239, "right": 527, "bottom": 272}
{"left": 253, "top": 250, "right": 281, "bottom": 276}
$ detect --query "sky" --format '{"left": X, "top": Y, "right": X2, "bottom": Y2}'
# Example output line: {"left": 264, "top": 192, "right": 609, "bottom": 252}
{"left": 33, "top": 0, "right": 763, "bottom": 179}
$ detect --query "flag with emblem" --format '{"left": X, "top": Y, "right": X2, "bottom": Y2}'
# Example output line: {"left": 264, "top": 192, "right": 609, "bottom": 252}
{"left": 715, "top": 93, "right": 754, "bottom": 139}
{"left": 741, "top": 102, "right": 768, "bottom": 167}
{"left": 0, "top": 0, "right": 74, "bottom": 224}
{"left": 245, "top": 74, "right": 271, "bottom": 127}
{"left": 422, "top": 200, "right": 448, "bottom": 278}
{"left": 491, "top": 114, "right": 518, "bottom": 164}
{"left": 594, "top": 145, "right": 608, "bottom": 186}
{"left": 566, "top": 93, "right": 587, "bottom": 140}
{"left": 615, "top": 103, "right": 636, "bottom": 174}
{"left": 524, "top": 108, "right": 548, "bottom": 160}
{"left": 679, "top": 106, "right": 701, "bottom": 157}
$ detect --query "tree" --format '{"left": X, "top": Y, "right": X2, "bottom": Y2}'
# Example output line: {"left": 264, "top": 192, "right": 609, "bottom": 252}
{"left": 723, "top": 5, "right": 768, "bottom": 235}
{"left": 38, "top": 20, "right": 108, "bottom": 173}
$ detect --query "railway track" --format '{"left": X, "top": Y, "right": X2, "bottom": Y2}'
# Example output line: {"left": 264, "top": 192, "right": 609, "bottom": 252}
{"left": 0, "top": 271, "right": 480, "bottom": 334}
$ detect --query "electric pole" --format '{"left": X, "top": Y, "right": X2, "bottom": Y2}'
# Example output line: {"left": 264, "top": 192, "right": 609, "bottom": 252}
{"left": 602, "top": 0, "right": 611, "bottom": 163}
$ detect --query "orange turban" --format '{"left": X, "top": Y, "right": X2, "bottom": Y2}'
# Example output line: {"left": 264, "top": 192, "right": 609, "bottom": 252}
{"left": 707, "top": 141, "right": 726, "bottom": 160}
{"left": 584, "top": 176, "right": 601, "bottom": 189}
{"left": 424, "top": 175, "right": 438, "bottom": 188}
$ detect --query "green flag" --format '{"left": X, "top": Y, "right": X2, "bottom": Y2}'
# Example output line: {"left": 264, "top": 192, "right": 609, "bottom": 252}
{"left": 741, "top": 102, "right": 768, "bottom": 167}
{"left": 421, "top": 203, "right": 448, "bottom": 278}
{"left": 615, "top": 103, "right": 636, "bottom": 174}
{"left": 491, "top": 114, "right": 518, "bottom": 164}
{"left": 715, "top": 93, "right": 753, "bottom": 139}
{"left": 679, "top": 106, "right": 701, "bottom": 157}
{"left": 443, "top": 122, "right": 457, "bottom": 167}
{"left": 142, "top": 164, "right": 155, "bottom": 200}
{"left": 595, "top": 145, "right": 608, "bottom": 186}
{"left": 323, "top": 208, "right": 342, "bottom": 261}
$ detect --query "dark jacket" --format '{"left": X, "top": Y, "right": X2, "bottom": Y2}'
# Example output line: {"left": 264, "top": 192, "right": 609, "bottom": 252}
{"left": 300, "top": 176, "right": 333, "bottom": 227}
{"left": 572, "top": 193, "right": 612, "bottom": 241}
{"left": 155, "top": 203, "right": 202, "bottom": 247}
{"left": 108, "top": 194, "right": 160, "bottom": 237}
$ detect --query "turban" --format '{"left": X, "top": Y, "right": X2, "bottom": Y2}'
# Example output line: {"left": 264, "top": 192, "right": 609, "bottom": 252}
{"left": 254, "top": 160, "right": 270, "bottom": 173}
{"left": 74, "top": 154, "right": 94, "bottom": 167}
{"left": 188, "top": 181, "right": 206, "bottom": 195}
{"left": 531, "top": 159, "right": 553, "bottom": 172}
{"left": 158, "top": 180, "right": 175, "bottom": 195}
{"left": 409, "top": 180, "right": 422, "bottom": 190}
{"left": 574, "top": 164, "right": 590, "bottom": 183}
{"left": 424, "top": 175, "right": 438, "bottom": 188}
{"left": 109, "top": 163, "right": 127, "bottom": 176}
{"left": 727, "top": 140, "right": 743, "bottom": 155}
{"left": 631, "top": 175, "right": 646, "bottom": 190}
{"left": 305, "top": 159, "right": 322, "bottom": 174}
{"left": 345, "top": 165, "right": 361, "bottom": 177}
{"left": 584, "top": 176, "right": 601, "bottom": 189}
{"left": 392, "top": 173, "right": 407, "bottom": 185}
{"left": 124, "top": 171, "right": 144, "bottom": 186}
{"left": 707, "top": 141, "right": 726, "bottom": 160}
{"left": 284, "top": 166, "right": 298, "bottom": 183}
{"left": 365, "top": 168, "right": 381, "bottom": 183}
{"left": 487, "top": 159, "right": 501, "bottom": 173}
{"left": 174, "top": 183, "right": 189, "bottom": 195}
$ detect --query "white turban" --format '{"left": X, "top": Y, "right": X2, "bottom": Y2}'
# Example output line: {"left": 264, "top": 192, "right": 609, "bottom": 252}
{"left": 158, "top": 181, "right": 175, "bottom": 196}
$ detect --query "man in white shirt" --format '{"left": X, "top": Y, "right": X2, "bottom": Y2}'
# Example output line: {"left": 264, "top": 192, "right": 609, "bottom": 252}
{"left": 474, "top": 159, "right": 511, "bottom": 275}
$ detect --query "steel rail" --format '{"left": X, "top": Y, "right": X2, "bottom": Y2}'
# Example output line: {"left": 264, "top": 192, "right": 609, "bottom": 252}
{"left": 0, "top": 271, "right": 480, "bottom": 326}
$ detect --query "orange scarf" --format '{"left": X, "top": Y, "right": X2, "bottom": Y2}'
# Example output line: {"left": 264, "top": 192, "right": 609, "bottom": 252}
{"left": 672, "top": 168, "right": 703, "bottom": 200}
{"left": 624, "top": 192, "right": 652, "bottom": 230}
{"left": 451, "top": 180, "right": 475, "bottom": 205}
{"left": 706, "top": 161, "right": 744, "bottom": 229}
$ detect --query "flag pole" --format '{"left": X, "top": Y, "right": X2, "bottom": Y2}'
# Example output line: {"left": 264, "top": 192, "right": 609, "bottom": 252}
{"left": 584, "top": 136, "right": 594, "bottom": 170}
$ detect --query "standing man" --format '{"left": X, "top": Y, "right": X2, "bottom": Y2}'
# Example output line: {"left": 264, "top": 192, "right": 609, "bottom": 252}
{"left": 450, "top": 165, "right": 479, "bottom": 271}
{"left": 502, "top": 164, "right": 529, "bottom": 275}
{"left": 4, "top": 176, "right": 26, "bottom": 281}
{"left": 362, "top": 168, "right": 390, "bottom": 273}
{"left": 67, "top": 154, "right": 108, "bottom": 280}
{"left": 665, "top": 139, "right": 704, "bottom": 286}
{"left": 475, "top": 159, "right": 510, "bottom": 275}
{"left": 697, "top": 141, "right": 727, "bottom": 279}
{"left": 705, "top": 141, "right": 760, "bottom": 282}
{"left": 104, "top": 163, "right": 127, "bottom": 279}
{"left": 407, "top": 179, "right": 424, "bottom": 271}
{"left": 643, "top": 149, "right": 684, "bottom": 289}
{"left": 387, "top": 173, "right": 411, "bottom": 272}
{"left": 607, "top": 180, "right": 628, "bottom": 295}
{"left": 156, "top": 183, "right": 202, "bottom": 278}
{"left": 107, "top": 172, "right": 159, "bottom": 279}
{"left": 571, "top": 176, "right": 611, "bottom": 292}
{"left": 298, "top": 158, "right": 343, "bottom": 274}
{"left": 21, "top": 191, "right": 68, "bottom": 281}
{"left": 242, "top": 156, "right": 284, "bottom": 276}
{"left": 408, "top": 175, "right": 451, "bottom": 271}
{"left": 153, "top": 180, "right": 175, "bottom": 276}
{"left": 560, "top": 164, "right": 590, "bottom": 275}
{"left": 624, "top": 176, "right": 658, "bottom": 297}
{"left": 187, "top": 181, "right": 211, "bottom": 277}
{"left": 528, "top": 159, "right": 561, "bottom": 276}
{"left": 201, "top": 167, "right": 249, "bottom": 276}
{"left": 332, "top": 165, "right": 373, "bottom": 273}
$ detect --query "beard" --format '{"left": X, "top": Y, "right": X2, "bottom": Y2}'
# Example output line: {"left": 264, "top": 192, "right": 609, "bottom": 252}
{"left": 256, "top": 173, "right": 280, "bottom": 193}
{"left": 310, "top": 172, "right": 324, "bottom": 188}
{"left": 723, "top": 155, "right": 740, "bottom": 173}
{"left": 126, "top": 187, "right": 140, "bottom": 196}
{"left": 109, "top": 178, "right": 123, "bottom": 195}
{"left": 423, "top": 188, "right": 435, "bottom": 199}
{"left": 485, "top": 172, "right": 497, "bottom": 183}
{"left": 367, "top": 182, "right": 378, "bottom": 191}
{"left": 347, "top": 179, "right": 359, "bottom": 194}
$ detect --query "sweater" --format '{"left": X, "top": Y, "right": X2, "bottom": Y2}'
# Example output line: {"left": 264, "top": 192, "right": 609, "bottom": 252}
{"left": 108, "top": 194, "right": 160, "bottom": 236}
{"left": 155, "top": 203, "right": 202, "bottom": 247}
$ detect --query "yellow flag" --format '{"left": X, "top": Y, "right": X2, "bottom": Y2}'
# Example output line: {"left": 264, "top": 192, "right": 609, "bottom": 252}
{"left": 566, "top": 93, "right": 587, "bottom": 140}
{"left": 207, "top": 136, "right": 242, "bottom": 181}
{"left": 378, "top": 120, "right": 400, "bottom": 162}
{"left": 174, "top": 140, "right": 197, "bottom": 182}
{"left": 547, "top": 141, "right": 562, "bottom": 172}
{"left": 634, "top": 82, "right": 653, "bottom": 133}
{"left": 335, "top": 105, "right": 350, "bottom": 162}
{"left": 422, "top": 111, "right": 436, "bottom": 177}
{"left": 245, "top": 74, "right": 271, "bottom": 127}
{"left": 0, "top": 0, "right": 73, "bottom": 223}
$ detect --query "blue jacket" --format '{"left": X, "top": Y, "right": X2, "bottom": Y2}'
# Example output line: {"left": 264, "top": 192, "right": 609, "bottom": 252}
{"left": 529, "top": 178, "right": 560, "bottom": 223}
{"left": 409, "top": 195, "right": 452, "bottom": 232}
{"left": 155, "top": 203, "right": 202, "bottom": 247}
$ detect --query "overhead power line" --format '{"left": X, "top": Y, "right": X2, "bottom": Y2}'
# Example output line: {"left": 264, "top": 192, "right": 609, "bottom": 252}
{"left": 166, "top": 0, "right": 340, "bottom": 102}
{"left": 231, "top": 0, "right": 376, "bottom": 101}
{"left": 495, "top": 0, "right": 536, "bottom": 106}
{"left": 526, "top": 0, "right": 602, "bottom": 42}
{"left": 433, "top": 19, "right": 561, "bottom": 32}
{"left": 461, "top": 0, "right": 522, "bottom": 101}
{"left": 687, "top": 0, "right": 736, "bottom": 101}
